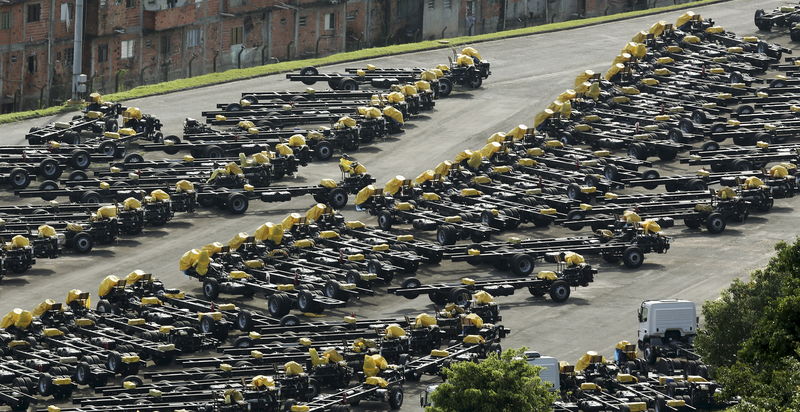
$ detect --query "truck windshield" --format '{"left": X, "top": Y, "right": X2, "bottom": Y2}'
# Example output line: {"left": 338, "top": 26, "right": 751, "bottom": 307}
{"left": 639, "top": 306, "right": 648, "bottom": 322}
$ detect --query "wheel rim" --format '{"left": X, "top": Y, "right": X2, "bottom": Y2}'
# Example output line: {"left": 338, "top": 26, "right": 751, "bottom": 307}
{"left": 630, "top": 253, "right": 642, "bottom": 264}
{"left": 204, "top": 284, "right": 214, "bottom": 297}
{"left": 44, "top": 163, "right": 56, "bottom": 175}
{"left": 518, "top": 260, "right": 532, "bottom": 273}
{"left": 333, "top": 193, "right": 346, "bottom": 206}
{"left": 13, "top": 173, "right": 26, "bottom": 186}
{"left": 556, "top": 286, "right": 568, "bottom": 299}
{"left": 232, "top": 198, "right": 245, "bottom": 211}
{"left": 76, "top": 237, "right": 90, "bottom": 251}
{"left": 77, "top": 155, "right": 89, "bottom": 167}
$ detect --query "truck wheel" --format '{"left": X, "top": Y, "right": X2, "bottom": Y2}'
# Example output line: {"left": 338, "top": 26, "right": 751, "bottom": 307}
{"left": 603, "top": 164, "right": 619, "bottom": 181}
{"left": 328, "top": 188, "right": 348, "bottom": 209}
{"left": 297, "top": 291, "right": 316, "bottom": 313}
{"left": 236, "top": 310, "right": 254, "bottom": 331}
{"left": 227, "top": 193, "right": 249, "bottom": 214}
{"left": 388, "top": 385, "right": 404, "bottom": 409}
{"left": 683, "top": 218, "right": 701, "bottom": 229}
{"left": 39, "top": 158, "right": 62, "bottom": 179}
{"left": 705, "top": 213, "right": 726, "bottom": 234}
{"left": 340, "top": 79, "right": 359, "bottom": 90}
{"left": 162, "top": 135, "right": 181, "bottom": 155}
{"left": 399, "top": 278, "right": 422, "bottom": 299}
{"left": 449, "top": 287, "right": 471, "bottom": 306}
{"left": 124, "top": 153, "right": 145, "bottom": 164}
{"left": 549, "top": 280, "right": 571, "bottom": 303}
{"left": 268, "top": 294, "right": 291, "bottom": 318}
{"left": 9, "top": 168, "right": 31, "bottom": 189}
{"left": 203, "top": 279, "right": 220, "bottom": 300}
{"left": 71, "top": 232, "right": 94, "bottom": 254}
{"left": 280, "top": 314, "right": 300, "bottom": 326}
{"left": 438, "top": 78, "right": 453, "bottom": 97}
{"left": 377, "top": 211, "right": 394, "bottom": 230}
{"left": 203, "top": 145, "right": 224, "bottom": 158}
{"left": 81, "top": 191, "right": 102, "bottom": 204}
{"left": 436, "top": 225, "right": 458, "bottom": 245}
{"left": 684, "top": 178, "right": 706, "bottom": 191}
{"left": 70, "top": 149, "right": 91, "bottom": 169}
{"left": 510, "top": 253, "right": 535, "bottom": 276}
{"left": 622, "top": 246, "right": 644, "bottom": 269}
{"left": 68, "top": 170, "right": 88, "bottom": 181}
{"left": 314, "top": 141, "right": 334, "bottom": 161}
{"left": 96, "top": 299, "right": 115, "bottom": 314}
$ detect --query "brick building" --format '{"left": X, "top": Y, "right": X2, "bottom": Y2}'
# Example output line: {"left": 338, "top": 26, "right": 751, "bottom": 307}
{"left": 0, "top": 0, "right": 677, "bottom": 113}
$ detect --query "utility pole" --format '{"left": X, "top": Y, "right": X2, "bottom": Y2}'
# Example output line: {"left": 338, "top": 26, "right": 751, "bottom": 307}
{"left": 70, "top": 0, "right": 84, "bottom": 101}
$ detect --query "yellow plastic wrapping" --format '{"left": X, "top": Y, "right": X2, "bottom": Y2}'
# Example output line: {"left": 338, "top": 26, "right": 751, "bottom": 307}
{"left": 32, "top": 299, "right": 57, "bottom": 316}
{"left": 587, "top": 82, "right": 601, "bottom": 100}
{"left": 533, "top": 109, "right": 554, "bottom": 128}
{"left": 201, "top": 242, "right": 223, "bottom": 257}
{"left": 623, "top": 210, "right": 641, "bottom": 223}
{"left": 98, "top": 275, "right": 121, "bottom": 297}
{"left": 415, "top": 170, "right": 435, "bottom": 184}
{"left": 414, "top": 313, "right": 437, "bottom": 328}
{"left": 434, "top": 161, "right": 452, "bottom": 177}
{"left": 649, "top": 20, "right": 667, "bottom": 36}
{"left": 507, "top": 125, "right": 528, "bottom": 140}
{"left": 96, "top": 205, "right": 118, "bottom": 219}
{"left": 354, "top": 185, "right": 376, "bottom": 205}
{"left": 487, "top": 132, "right": 506, "bottom": 143}
{"left": 717, "top": 187, "right": 736, "bottom": 200}
{"left": 538, "top": 271, "right": 557, "bottom": 280}
{"left": 641, "top": 220, "right": 662, "bottom": 234}
{"left": 769, "top": 165, "right": 789, "bottom": 178}
{"left": 456, "top": 54, "right": 474, "bottom": 67}
{"left": 251, "top": 375, "right": 275, "bottom": 388}
{"left": 287, "top": 134, "right": 306, "bottom": 147}
{"left": 463, "top": 313, "right": 484, "bottom": 328}
{"left": 605, "top": 63, "right": 626, "bottom": 81}
{"left": 284, "top": 361, "right": 304, "bottom": 376}
{"left": 195, "top": 250, "right": 211, "bottom": 276}
{"left": 179, "top": 249, "right": 200, "bottom": 271}
{"left": 385, "top": 324, "right": 406, "bottom": 338}
{"left": 467, "top": 151, "right": 483, "bottom": 169}
{"left": 123, "top": 107, "right": 143, "bottom": 120}
{"left": 123, "top": 197, "right": 142, "bottom": 211}
{"left": 9, "top": 235, "right": 29, "bottom": 249}
{"left": 275, "top": 144, "right": 293, "bottom": 156}
{"left": 401, "top": 85, "right": 418, "bottom": 96}
{"left": 461, "top": 46, "right": 482, "bottom": 59}
{"left": 574, "top": 70, "right": 595, "bottom": 88}
{"left": 0, "top": 308, "right": 33, "bottom": 329}
{"left": 473, "top": 290, "right": 494, "bottom": 304}
{"left": 151, "top": 189, "right": 170, "bottom": 201}
{"left": 384, "top": 176, "right": 406, "bottom": 195}
{"left": 743, "top": 176, "right": 764, "bottom": 188}
{"left": 306, "top": 203, "right": 327, "bottom": 222}
{"left": 479, "top": 142, "right": 502, "bottom": 158}
{"left": 387, "top": 91, "right": 405, "bottom": 104}
{"left": 564, "top": 252, "right": 585, "bottom": 266}
{"left": 228, "top": 232, "right": 249, "bottom": 251}
{"left": 575, "top": 351, "right": 605, "bottom": 371}
{"left": 282, "top": 213, "right": 303, "bottom": 229}
{"left": 463, "top": 334, "right": 485, "bottom": 344}
{"left": 415, "top": 80, "right": 431, "bottom": 91}
{"left": 676, "top": 11, "right": 699, "bottom": 28}
{"left": 383, "top": 106, "right": 404, "bottom": 123}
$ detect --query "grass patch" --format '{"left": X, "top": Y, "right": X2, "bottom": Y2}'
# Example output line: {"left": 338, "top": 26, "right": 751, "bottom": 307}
{"left": 0, "top": 0, "right": 725, "bottom": 126}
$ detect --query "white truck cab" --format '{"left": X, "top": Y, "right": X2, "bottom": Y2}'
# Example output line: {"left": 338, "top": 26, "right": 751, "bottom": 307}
{"left": 637, "top": 299, "right": 698, "bottom": 362}
{"left": 523, "top": 351, "right": 561, "bottom": 392}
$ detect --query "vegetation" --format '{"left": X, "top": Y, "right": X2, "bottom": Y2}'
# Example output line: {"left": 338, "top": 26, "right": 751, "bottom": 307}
{"left": 695, "top": 238, "right": 800, "bottom": 411}
{"left": 426, "top": 348, "right": 557, "bottom": 412}
{"left": 0, "top": 0, "right": 724, "bottom": 125}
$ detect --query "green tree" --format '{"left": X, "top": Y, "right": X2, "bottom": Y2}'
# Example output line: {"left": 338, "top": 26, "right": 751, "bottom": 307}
{"left": 426, "top": 348, "right": 556, "bottom": 412}
{"left": 695, "top": 238, "right": 800, "bottom": 411}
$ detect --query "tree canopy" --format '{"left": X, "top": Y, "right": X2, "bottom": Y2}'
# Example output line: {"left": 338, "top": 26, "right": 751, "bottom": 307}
{"left": 695, "top": 238, "right": 800, "bottom": 411}
{"left": 426, "top": 348, "right": 557, "bottom": 412}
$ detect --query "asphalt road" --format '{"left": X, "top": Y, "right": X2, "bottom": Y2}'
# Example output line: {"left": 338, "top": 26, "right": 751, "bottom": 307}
{"left": 0, "top": 0, "right": 792, "bottom": 410}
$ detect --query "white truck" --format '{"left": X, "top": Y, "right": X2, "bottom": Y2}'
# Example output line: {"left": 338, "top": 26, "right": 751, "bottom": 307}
{"left": 637, "top": 299, "right": 700, "bottom": 363}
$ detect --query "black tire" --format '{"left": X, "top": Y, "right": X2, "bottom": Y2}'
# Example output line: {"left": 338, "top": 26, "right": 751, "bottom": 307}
{"left": 439, "top": 77, "right": 453, "bottom": 97}
{"left": 340, "top": 79, "right": 359, "bottom": 90}
{"left": 37, "top": 374, "right": 54, "bottom": 396}
{"left": 603, "top": 164, "right": 619, "bottom": 181}
{"left": 98, "top": 141, "right": 117, "bottom": 157}
{"left": 299, "top": 66, "right": 319, "bottom": 76}
{"left": 657, "top": 148, "right": 677, "bottom": 162}
{"left": 227, "top": 193, "right": 249, "bottom": 214}
{"left": 163, "top": 135, "right": 181, "bottom": 154}
{"left": 683, "top": 218, "right": 701, "bottom": 229}
{"left": 622, "top": 247, "right": 644, "bottom": 269}
{"left": 203, "top": 278, "right": 220, "bottom": 300}
{"left": 468, "top": 74, "right": 482, "bottom": 89}
{"left": 566, "top": 182, "right": 582, "bottom": 200}
{"left": 236, "top": 310, "right": 254, "bottom": 331}
{"left": 399, "top": 278, "right": 422, "bottom": 299}
{"left": 280, "top": 314, "right": 300, "bottom": 326}
{"left": 96, "top": 299, "right": 115, "bottom": 314}
{"left": 549, "top": 280, "right": 570, "bottom": 303}
{"left": 71, "top": 232, "right": 93, "bottom": 253}
{"left": 510, "top": 253, "right": 535, "bottom": 276}
{"left": 328, "top": 188, "right": 348, "bottom": 209}
{"left": 8, "top": 168, "right": 31, "bottom": 189}
{"left": 436, "top": 225, "right": 458, "bottom": 245}
{"left": 314, "top": 141, "right": 334, "bottom": 161}
{"left": 81, "top": 190, "right": 102, "bottom": 204}
{"left": 203, "top": 145, "right": 224, "bottom": 158}
{"left": 730, "top": 158, "right": 753, "bottom": 171}
{"left": 684, "top": 178, "right": 706, "bottom": 192}
{"left": 449, "top": 287, "right": 471, "bottom": 306}
{"left": 297, "top": 291, "right": 316, "bottom": 313}
{"left": 377, "top": 211, "right": 394, "bottom": 230}
{"left": 124, "top": 153, "right": 145, "bottom": 164}
{"left": 701, "top": 141, "right": 719, "bottom": 151}
{"left": 268, "top": 294, "right": 290, "bottom": 317}
{"left": 388, "top": 385, "right": 404, "bottom": 409}
{"left": 39, "top": 158, "right": 62, "bottom": 179}
{"left": 70, "top": 149, "right": 91, "bottom": 169}
{"left": 627, "top": 143, "right": 648, "bottom": 160}
{"left": 68, "top": 170, "right": 89, "bottom": 181}
{"left": 705, "top": 213, "right": 726, "bottom": 234}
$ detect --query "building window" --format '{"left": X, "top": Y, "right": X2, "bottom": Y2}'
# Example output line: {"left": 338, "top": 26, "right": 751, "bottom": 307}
{"left": 186, "top": 28, "right": 202, "bottom": 47}
{"left": 126, "top": 0, "right": 136, "bottom": 8}
{"left": 444, "top": 0, "right": 452, "bottom": 8}
{"left": 230, "top": 26, "right": 243, "bottom": 46}
{"left": 121, "top": 39, "right": 135, "bottom": 59}
{"left": 324, "top": 13, "right": 334, "bottom": 30}
{"left": 65, "top": 47, "right": 74, "bottom": 66}
{"left": 298, "top": 16, "right": 307, "bottom": 26}
{"left": 98, "top": 44, "right": 108, "bottom": 62}
{"left": 27, "top": 3, "right": 41, "bottom": 22}
{"left": 427, "top": 0, "right": 434, "bottom": 8}
{"left": 0, "top": 12, "right": 11, "bottom": 29}
{"left": 161, "top": 35, "right": 171, "bottom": 55}
{"left": 27, "top": 55, "right": 37, "bottom": 73}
